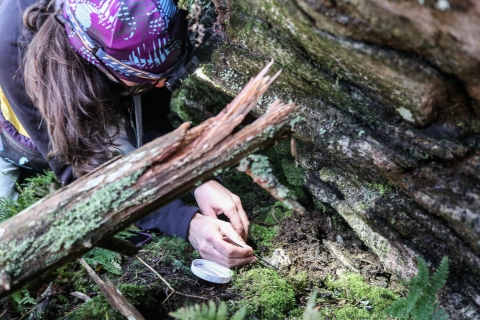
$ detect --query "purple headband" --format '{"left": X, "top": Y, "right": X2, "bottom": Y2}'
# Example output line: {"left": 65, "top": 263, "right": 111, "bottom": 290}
{"left": 62, "top": 0, "right": 186, "bottom": 83}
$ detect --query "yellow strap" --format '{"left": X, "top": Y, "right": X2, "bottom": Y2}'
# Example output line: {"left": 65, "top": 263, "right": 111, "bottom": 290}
{"left": 0, "top": 87, "right": 30, "bottom": 138}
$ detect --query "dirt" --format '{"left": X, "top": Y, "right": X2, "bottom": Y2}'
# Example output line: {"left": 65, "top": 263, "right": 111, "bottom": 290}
{"left": 271, "top": 211, "right": 401, "bottom": 292}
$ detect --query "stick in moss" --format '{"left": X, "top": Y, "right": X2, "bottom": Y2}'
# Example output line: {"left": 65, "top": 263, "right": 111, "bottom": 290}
{"left": 79, "top": 258, "right": 145, "bottom": 320}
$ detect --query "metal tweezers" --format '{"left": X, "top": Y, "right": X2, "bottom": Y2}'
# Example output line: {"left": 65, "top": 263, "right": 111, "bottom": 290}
{"left": 225, "top": 237, "right": 279, "bottom": 270}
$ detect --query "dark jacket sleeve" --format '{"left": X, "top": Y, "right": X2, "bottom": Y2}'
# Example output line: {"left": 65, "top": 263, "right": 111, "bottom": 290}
{"left": 135, "top": 199, "right": 198, "bottom": 241}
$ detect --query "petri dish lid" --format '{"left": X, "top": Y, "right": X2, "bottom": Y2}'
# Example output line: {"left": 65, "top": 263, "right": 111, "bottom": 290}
{"left": 191, "top": 259, "right": 233, "bottom": 284}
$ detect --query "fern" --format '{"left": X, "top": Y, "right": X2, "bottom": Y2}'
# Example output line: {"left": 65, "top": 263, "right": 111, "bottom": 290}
{"left": 170, "top": 301, "right": 246, "bottom": 320}
{"left": 11, "top": 287, "right": 37, "bottom": 314}
{"left": 83, "top": 248, "right": 122, "bottom": 275}
{"left": 302, "top": 291, "right": 321, "bottom": 320}
{"left": 0, "top": 170, "right": 60, "bottom": 223}
{"left": 11, "top": 288, "right": 36, "bottom": 306}
{"left": 385, "top": 257, "right": 450, "bottom": 320}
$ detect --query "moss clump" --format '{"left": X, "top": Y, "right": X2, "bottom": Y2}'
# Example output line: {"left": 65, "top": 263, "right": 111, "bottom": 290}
{"left": 143, "top": 235, "right": 199, "bottom": 265}
{"left": 321, "top": 274, "right": 399, "bottom": 319}
{"left": 67, "top": 295, "right": 123, "bottom": 320}
{"left": 234, "top": 268, "right": 296, "bottom": 319}
{"left": 250, "top": 224, "right": 279, "bottom": 247}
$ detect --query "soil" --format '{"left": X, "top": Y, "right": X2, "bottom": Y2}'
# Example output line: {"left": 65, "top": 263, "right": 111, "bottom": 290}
{"left": 272, "top": 211, "right": 401, "bottom": 292}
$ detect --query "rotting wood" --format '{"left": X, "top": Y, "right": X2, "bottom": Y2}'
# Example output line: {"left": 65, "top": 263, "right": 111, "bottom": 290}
{"left": 0, "top": 60, "right": 300, "bottom": 298}
{"left": 79, "top": 258, "right": 145, "bottom": 320}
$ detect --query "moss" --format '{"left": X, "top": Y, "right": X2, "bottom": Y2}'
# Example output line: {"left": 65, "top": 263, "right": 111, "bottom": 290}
{"left": 142, "top": 235, "right": 199, "bottom": 266}
{"left": 287, "top": 270, "right": 309, "bottom": 292}
{"left": 321, "top": 274, "right": 399, "bottom": 319}
{"left": 234, "top": 268, "right": 296, "bottom": 319}
{"left": 171, "top": 76, "right": 232, "bottom": 126}
{"left": 67, "top": 295, "right": 124, "bottom": 320}
{"left": 250, "top": 223, "right": 279, "bottom": 247}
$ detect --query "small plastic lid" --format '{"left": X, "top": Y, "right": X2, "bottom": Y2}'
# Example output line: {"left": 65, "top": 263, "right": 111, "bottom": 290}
{"left": 191, "top": 259, "right": 233, "bottom": 284}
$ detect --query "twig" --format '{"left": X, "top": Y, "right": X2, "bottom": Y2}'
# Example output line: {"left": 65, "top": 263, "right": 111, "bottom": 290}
{"left": 354, "top": 294, "right": 370, "bottom": 307}
{"left": 79, "top": 258, "right": 145, "bottom": 320}
{"left": 271, "top": 207, "right": 280, "bottom": 224}
{"left": 359, "top": 258, "right": 375, "bottom": 265}
{"left": 0, "top": 309, "right": 7, "bottom": 318}
{"left": 175, "top": 291, "right": 210, "bottom": 300}
{"left": 135, "top": 255, "right": 175, "bottom": 304}
{"left": 18, "top": 308, "right": 33, "bottom": 320}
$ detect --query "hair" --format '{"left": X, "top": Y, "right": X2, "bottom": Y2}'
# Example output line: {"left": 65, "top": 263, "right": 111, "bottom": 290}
{"left": 22, "top": 0, "right": 123, "bottom": 177}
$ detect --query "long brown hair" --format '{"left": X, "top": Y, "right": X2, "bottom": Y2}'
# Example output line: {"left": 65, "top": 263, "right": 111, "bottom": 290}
{"left": 22, "top": 0, "right": 122, "bottom": 177}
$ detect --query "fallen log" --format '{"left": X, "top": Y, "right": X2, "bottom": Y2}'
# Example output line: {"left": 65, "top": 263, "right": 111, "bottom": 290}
{"left": 0, "top": 61, "right": 300, "bottom": 298}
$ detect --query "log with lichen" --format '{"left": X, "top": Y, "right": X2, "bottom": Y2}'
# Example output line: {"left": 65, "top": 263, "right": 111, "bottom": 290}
{"left": 0, "top": 61, "right": 300, "bottom": 298}
{"left": 180, "top": 0, "right": 480, "bottom": 316}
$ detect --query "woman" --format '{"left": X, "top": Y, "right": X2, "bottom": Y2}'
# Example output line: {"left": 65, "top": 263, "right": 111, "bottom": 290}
{"left": 0, "top": 0, "right": 254, "bottom": 267}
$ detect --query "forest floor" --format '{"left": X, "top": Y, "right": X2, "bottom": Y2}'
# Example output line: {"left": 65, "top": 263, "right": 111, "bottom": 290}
{"left": 0, "top": 141, "right": 406, "bottom": 319}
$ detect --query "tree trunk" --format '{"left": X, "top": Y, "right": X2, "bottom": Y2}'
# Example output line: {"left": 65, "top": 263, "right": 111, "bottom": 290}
{"left": 190, "top": 0, "right": 480, "bottom": 317}
{"left": 0, "top": 63, "right": 299, "bottom": 298}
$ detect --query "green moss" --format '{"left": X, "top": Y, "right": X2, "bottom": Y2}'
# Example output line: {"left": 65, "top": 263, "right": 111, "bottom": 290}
{"left": 321, "top": 274, "right": 399, "bottom": 319}
{"left": 67, "top": 295, "right": 124, "bottom": 320}
{"left": 250, "top": 224, "right": 279, "bottom": 247}
{"left": 142, "top": 235, "right": 199, "bottom": 267}
{"left": 367, "top": 181, "right": 396, "bottom": 195}
{"left": 234, "top": 268, "right": 296, "bottom": 319}
{"left": 0, "top": 170, "right": 60, "bottom": 223}
{"left": 171, "top": 77, "right": 232, "bottom": 126}
{"left": 281, "top": 158, "right": 305, "bottom": 187}
{"left": 287, "top": 270, "right": 309, "bottom": 292}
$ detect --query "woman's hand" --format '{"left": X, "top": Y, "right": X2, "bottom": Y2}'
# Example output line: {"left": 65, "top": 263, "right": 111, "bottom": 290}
{"left": 188, "top": 214, "right": 255, "bottom": 268}
{"left": 194, "top": 180, "right": 250, "bottom": 241}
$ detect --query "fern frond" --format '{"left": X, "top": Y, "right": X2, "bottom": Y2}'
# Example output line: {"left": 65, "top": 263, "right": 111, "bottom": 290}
{"left": 170, "top": 301, "right": 246, "bottom": 320}
{"left": 230, "top": 307, "right": 247, "bottom": 320}
{"left": 83, "top": 248, "right": 122, "bottom": 275}
{"left": 432, "top": 306, "right": 450, "bottom": 320}
{"left": 302, "top": 291, "right": 321, "bottom": 320}
{"left": 384, "top": 257, "right": 450, "bottom": 320}
{"left": 430, "top": 257, "right": 449, "bottom": 295}
{"left": 115, "top": 227, "right": 137, "bottom": 240}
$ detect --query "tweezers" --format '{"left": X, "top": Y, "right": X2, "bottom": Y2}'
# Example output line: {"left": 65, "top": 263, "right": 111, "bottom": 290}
{"left": 225, "top": 237, "right": 279, "bottom": 270}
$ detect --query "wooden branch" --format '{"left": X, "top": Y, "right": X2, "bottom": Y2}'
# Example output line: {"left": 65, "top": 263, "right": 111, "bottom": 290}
{"left": 79, "top": 258, "right": 145, "bottom": 320}
{"left": 238, "top": 154, "right": 306, "bottom": 214}
{"left": 0, "top": 61, "right": 300, "bottom": 297}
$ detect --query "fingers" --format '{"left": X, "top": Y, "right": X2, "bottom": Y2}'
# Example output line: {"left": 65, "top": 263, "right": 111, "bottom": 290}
{"left": 211, "top": 230, "right": 254, "bottom": 268}
{"left": 217, "top": 193, "right": 249, "bottom": 241}
{"left": 194, "top": 181, "right": 250, "bottom": 240}
{"left": 188, "top": 214, "right": 255, "bottom": 268}
{"left": 234, "top": 197, "right": 250, "bottom": 240}
{"left": 223, "top": 206, "right": 246, "bottom": 240}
